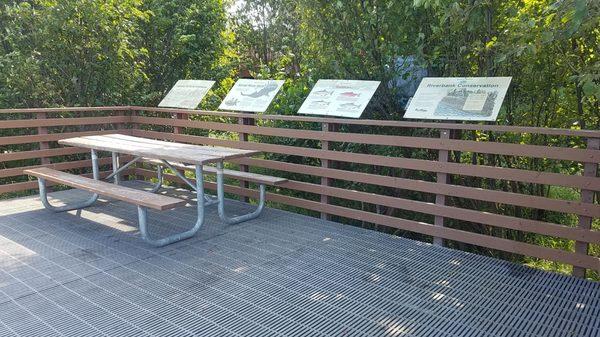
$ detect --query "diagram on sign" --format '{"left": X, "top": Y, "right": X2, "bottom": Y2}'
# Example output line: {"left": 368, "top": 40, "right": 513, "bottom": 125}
{"left": 158, "top": 80, "right": 215, "bottom": 109}
{"left": 404, "top": 77, "right": 512, "bottom": 121}
{"left": 218, "top": 79, "right": 284, "bottom": 112}
{"left": 298, "top": 80, "right": 380, "bottom": 118}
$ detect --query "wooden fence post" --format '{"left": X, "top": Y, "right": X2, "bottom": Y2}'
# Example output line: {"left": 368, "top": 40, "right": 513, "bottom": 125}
{"left": 238, "top": 115, "right": 252, "bottom": 202}
{"left": 573, "top": 137, "right": 599, "bottom": 278}
{"left": 130, "top": 108, "right": 145, "bottom": 181}
{"left": 36, "top": 112, "right": 51, "bottom": 166}
{"left": 320, "top": 122, "right": 337, "bottom": 220}
{"left": 173, "top": 112, "right": 185, "bottom": 135}
{"left": 172, "top": 112, "right": 188, "bottom": 183}
{"left": 111, "top": 109, "right": 126, "bottom": 183}
{"left": 433, "top": 129, "right": 450, "bottom": 246}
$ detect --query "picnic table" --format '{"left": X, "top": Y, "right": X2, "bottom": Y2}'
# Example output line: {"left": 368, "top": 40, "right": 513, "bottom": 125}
{"left": 25, "top": 134, "right": 279, "bottom": 247}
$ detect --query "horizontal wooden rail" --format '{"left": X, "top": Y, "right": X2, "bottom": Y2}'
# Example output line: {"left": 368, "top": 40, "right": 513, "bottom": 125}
{"left": 0, "top": 170, "right": 127, "bottom": 194}
{"left": 132, "top": 106, "right": 600, "bottom": 138}
{"left": 0, "top": 157, "right": 114, "bottom": 179}
{"left": 0, "top": 106, "right": 598, "bottom": 277}
{"left": 135, "top": 166, "right": 599, "bottom": 243}
{"left": 132, "top": 129, "right": 600, "bottom": 191}
{"left": 0, "top": 147, "right": 90, "bottom": 163}
{"left": 136, "top": 168, "right": 600, "bottom": 272}
{"left": 0, "top": 130, "right": 130, "bottom": 146}
{"left": 0, "top": 106, "right": 131, "bottom": 114}
{"left": 232, "top": 157, "right": 600, "bottom": 218}
{"left": 132, "top": 116, "right": 600, "bottom": 162}
{"left": 0, "top": 116, "right": 130, "bottom": 129}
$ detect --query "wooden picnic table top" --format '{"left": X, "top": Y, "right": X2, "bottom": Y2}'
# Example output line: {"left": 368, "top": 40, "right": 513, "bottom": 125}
{"left": 59, "top": 134, "right": 260, "bottom": 165}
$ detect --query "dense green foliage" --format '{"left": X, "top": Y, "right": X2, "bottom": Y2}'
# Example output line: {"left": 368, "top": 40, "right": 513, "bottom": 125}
{"left": 230, "top": 0, "right": 600, "bottom": 277}
{"left": 0, "top": 0, "right": 231, "bottom": 107}
{"left": 0, "top": 0, "right": 598, "bottom": 277}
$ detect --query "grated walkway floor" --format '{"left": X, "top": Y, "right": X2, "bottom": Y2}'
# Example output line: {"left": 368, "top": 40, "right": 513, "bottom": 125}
{"left": 0, "top": 182, "right": 598, "bottom": 337}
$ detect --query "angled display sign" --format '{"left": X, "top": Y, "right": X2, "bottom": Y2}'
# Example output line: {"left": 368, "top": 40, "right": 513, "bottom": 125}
{"left": 219, "top": 79, "right": 284, "bottom": 113}
{"left": 298, "top": 79, "right": 381, "bottom": 118}
{"left": 158, "top": 80, "right": 215, "bottom": 109}
{"left": 404, "top": 77, "right": 512, "bottom": 121}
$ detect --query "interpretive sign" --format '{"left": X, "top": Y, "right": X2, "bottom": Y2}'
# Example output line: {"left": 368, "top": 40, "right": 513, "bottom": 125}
{"left": 298, "top": 79, "right": 381, "bottom": 118}
{"left": 218, "top": 79, "right": 284, "bottom": 112}
{"left": 404, "top": 77, "right": 512, "bottom": 121}
{"left": 158, "top": 80, "right": 215, "bottom": 109}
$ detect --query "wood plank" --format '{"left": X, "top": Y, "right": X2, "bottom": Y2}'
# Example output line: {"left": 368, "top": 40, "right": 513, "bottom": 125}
{"left": 59, "top": 134, "right": 260, "bottom": 165}
{"left": 203, "top": 166, "right": 287, "bottom": 185}
{"left": 573, "top": 137, "right": 600, "bottom": 277}
{"left": 0, "top": 130, "right": 129, "bottom": 146}
{"left": 434, "top": 129, "right": 450, "bottom": 246}
{"left": 133, "top": 116, "right": 600, "bottom": 162}
{"left": 136, "top": 167, "right": 599, "bottom": 243}
{"left": 131, "top": 106, "right": 600, "bottom": 138}
{"left": 141, "top": 158, "right": 287, "bottom": 185}
{"left": 280, "top": 179, "right": 600, "bottom": 243}
{"left": 0, "top": 106, "right": 131, "bottom": 114}
{"left": 133, "top": 130, "right": 600, "bottom": 191}
{"left": 136, "top": 168, "right": 600, "bottom": 271}
{"left": 24, "top": 167, "right": 185, "bottom": 210}
{"left": 0, "top": 116, "right": 130, "bottom": 129}
{"left": 0, "top": 157, "right": 114, "bottom": 179}
{"left": 0, "top": 147, "right": 89, "bottom": 163}
{"left": 234, "top": 157, "right": 600, "bottom": 218}
{"left": 0, "top": 170, "right": 119, "bottom": 194}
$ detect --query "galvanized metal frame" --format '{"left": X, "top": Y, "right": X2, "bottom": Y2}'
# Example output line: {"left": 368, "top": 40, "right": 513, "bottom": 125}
{"left": 35, "top": 149, "right": 211, "bottom": 247}
{"left": 37, "top": 149, "right": 100, "bottom": 212}
{"left": 216, "top": 162, "right": 266, "bottom": 225}
{"left": 147, "top": 161, "right": 266, "bottom": 224}
{"left": 151, "top": 163, "right": 219, "bottom": 206}
{"left": 137, "top": 165, "right": 205, "bottom": 247}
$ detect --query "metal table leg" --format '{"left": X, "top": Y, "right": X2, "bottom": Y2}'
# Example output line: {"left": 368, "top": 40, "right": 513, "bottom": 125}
{"left": 216, "top": 161, "right": 265, "bottom": 225}
{"left": 149, "top": 165, "right": 164, "bottom": 193}
{"left": 38, "top": 149, "right": 100, "bottom": 212}
{"left": 111, "top": 152, "right": 120, "bottom": 185}
{"left": 137, "top": 164, "right": 206, "bottom": 247}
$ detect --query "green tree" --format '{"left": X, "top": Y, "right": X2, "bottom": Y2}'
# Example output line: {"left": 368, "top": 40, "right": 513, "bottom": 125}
{"left": 139, "top": 0, "right": 234, "bottom": 105}
{"left": 0, "top": 0, "right": 149, "bottom": 107}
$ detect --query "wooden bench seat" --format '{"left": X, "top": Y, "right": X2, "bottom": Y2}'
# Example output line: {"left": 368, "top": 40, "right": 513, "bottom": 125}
{"left": 141, "top": 158, "right": 287, "bottom": 186}
{"left": 25, "top": 167, "right": 186, "bottom": 210}
{"left": 25, "top": 167, "right": 201, "bottom": 247}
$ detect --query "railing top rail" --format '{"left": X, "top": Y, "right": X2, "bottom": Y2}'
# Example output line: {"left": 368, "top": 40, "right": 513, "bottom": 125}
{"left": 132, "top": 106, "right": 600, "bottom": 138}
{"left": 0, "top": 106, "right": 132, "bottom": 114}
{"left": 0, "top": 105, "right": 598, "bottom": 138}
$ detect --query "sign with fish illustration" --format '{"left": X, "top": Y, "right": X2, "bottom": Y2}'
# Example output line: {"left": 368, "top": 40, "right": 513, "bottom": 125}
{"left": 158, "top": 80, "right": 215, "bottom": 109}
{"left": 218, "top": 79, "right": 285, "bottom": 112}
{"left": 404, "top": 77, "right": 512, "bottom": 121}
{"left": 298, "top": 79, "right": 381, "bottom": 118}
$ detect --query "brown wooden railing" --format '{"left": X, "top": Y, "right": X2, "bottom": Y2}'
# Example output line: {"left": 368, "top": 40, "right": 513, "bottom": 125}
{"left": 1, "top": 106, "right": 598, "bottom": 278}
{"left": 0, "top": 107, "right": 133, "bottom": 194}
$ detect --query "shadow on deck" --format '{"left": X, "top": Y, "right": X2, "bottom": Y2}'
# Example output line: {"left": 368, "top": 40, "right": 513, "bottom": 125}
{"left": 0, "top": 181, "right": 598, "bottom": 337}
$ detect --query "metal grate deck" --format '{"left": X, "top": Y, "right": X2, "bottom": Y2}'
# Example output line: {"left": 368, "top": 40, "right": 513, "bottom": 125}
{"left": 0, "top": 181, "right": 598, "bottom": 337}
